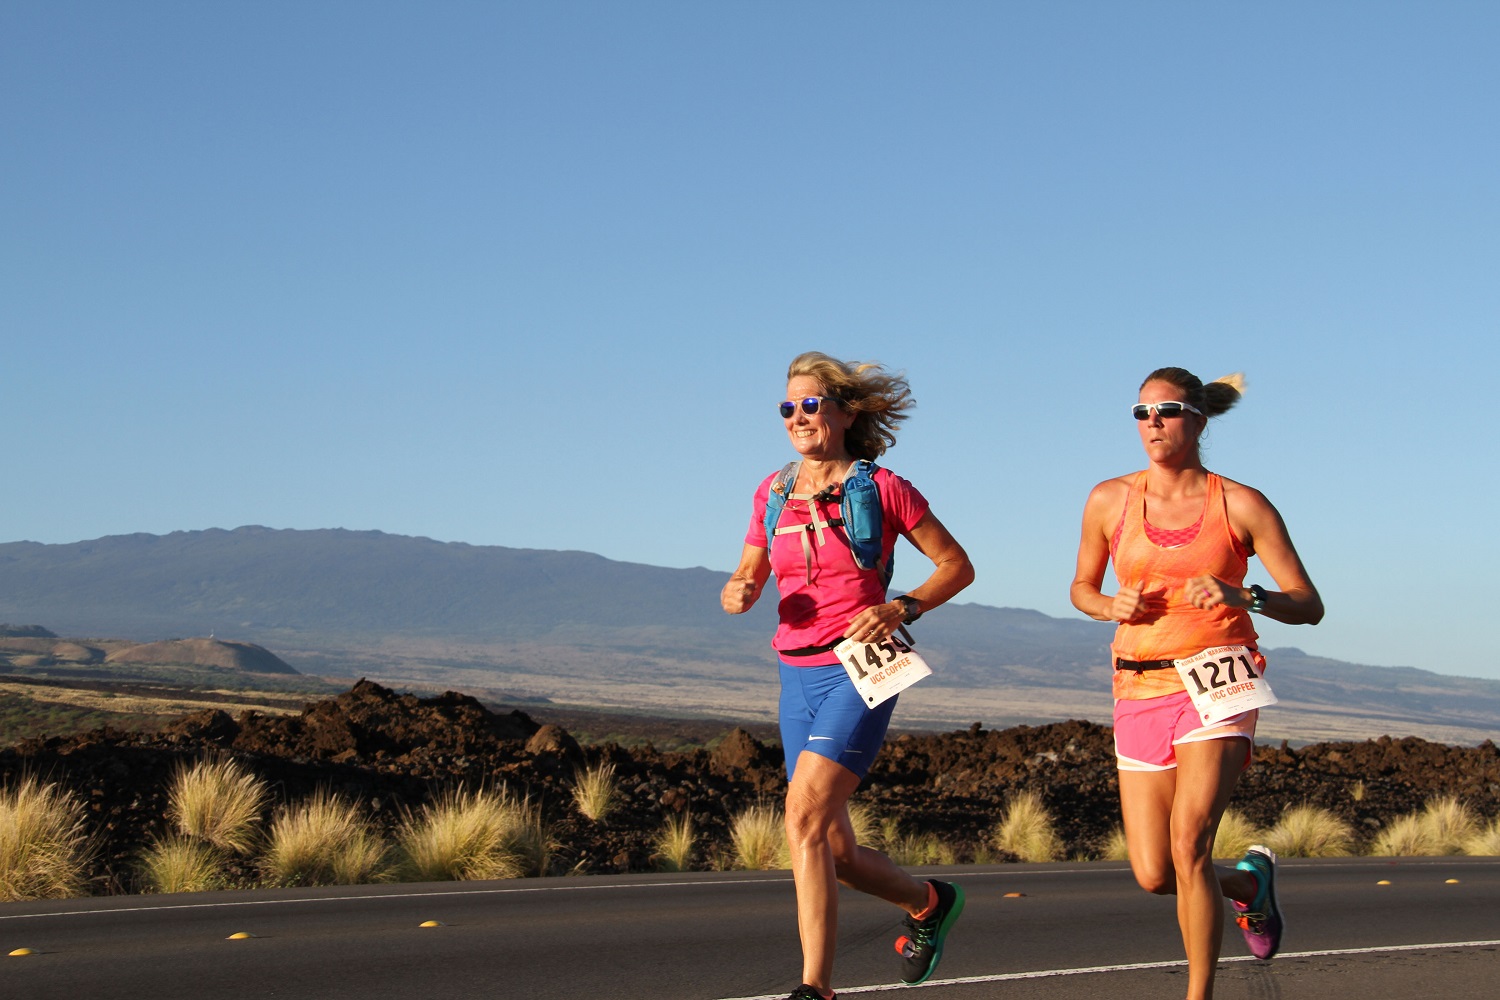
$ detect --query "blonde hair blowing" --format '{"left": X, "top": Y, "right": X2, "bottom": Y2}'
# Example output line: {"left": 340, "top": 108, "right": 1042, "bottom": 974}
{"left": 787, "top": 351, "right": 914, "bottom": 460}
{"left": 1141, "top": 367, "right": 1246, "bottom": 419}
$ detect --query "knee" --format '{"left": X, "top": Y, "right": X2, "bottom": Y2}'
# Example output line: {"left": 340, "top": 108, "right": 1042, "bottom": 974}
{"left": 1134, "top": 865, "right": 1176, "bottom": 895}
{"left": 784, "top": 797, "right": 834, "bottom": 851}
{"left": 1170, "top": 828, "right": 1214, "bottom": 874}
{"left": 783, "top": 802, "right": 822, "bottom": 845}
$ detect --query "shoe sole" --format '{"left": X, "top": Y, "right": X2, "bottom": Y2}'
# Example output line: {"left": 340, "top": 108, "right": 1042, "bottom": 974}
{"left": 902, "top": 883, "right": 966, "bottom": 985}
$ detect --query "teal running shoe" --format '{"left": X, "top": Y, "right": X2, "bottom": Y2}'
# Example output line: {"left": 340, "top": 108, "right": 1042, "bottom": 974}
{"left": 1233, "top": 844, "right": 1284, "bottom": 959}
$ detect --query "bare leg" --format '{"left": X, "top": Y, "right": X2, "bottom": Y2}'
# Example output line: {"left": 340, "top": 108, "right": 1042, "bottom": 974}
{"left": 1119, "top": 739, "right": 1260, "bottom": 1000}
{"left": 785, "top": 752, "right": 929, "bottom": 991}
{"left": 1170, "top": 738, "right": 1251, "bottom": 1000}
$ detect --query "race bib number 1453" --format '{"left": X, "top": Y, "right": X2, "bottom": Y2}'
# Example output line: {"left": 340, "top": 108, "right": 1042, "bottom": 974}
{"left": 1173, "top": 645, "right": 1277, "bottom": 726}
{"left": 834, "top": 632, "right": 932, "bottom": 709}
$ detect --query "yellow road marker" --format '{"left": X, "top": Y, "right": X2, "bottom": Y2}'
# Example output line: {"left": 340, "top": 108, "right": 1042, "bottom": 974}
{"left": 9, "top": 948, "right": 35, "bottom": 956}
{"left": 419, "top": 920, "right": 445, "bottom": 927}
{"left": 1376, "top": 879, "right": 1392, "bottom": 885}
{"left": 1003, "top": 892, "right": 1026, "bottom": 898}
{"left": 227, "top": 932, "right": 256, "bottom": 939}
{"left": 1446, "top": 879, "right": 1461, "bottom": 884}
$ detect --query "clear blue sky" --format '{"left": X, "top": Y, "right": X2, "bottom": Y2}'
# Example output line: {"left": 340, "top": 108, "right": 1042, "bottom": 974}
{"left": 4, "top": 2, "right": 1497, "bottom": 678}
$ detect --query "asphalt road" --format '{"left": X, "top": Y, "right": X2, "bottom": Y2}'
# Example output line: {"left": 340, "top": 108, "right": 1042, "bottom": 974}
{"left": 2, "top": 857, "right": 1497, "bottom": 999}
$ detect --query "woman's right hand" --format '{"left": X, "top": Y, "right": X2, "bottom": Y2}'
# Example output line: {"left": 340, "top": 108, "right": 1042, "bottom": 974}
{"left": 721, "top": 577, "right": 760, "bottom": 615}
{"left": 722, "top": 544, "right": 772, "bottom": 615}
{"left": 1107, "top": 582, "right": 1149, "bottom": 622}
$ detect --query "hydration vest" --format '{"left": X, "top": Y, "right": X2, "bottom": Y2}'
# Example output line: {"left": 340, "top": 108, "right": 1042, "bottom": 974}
{"left": 762, "top": 459, "right": 892, "bottom": 587}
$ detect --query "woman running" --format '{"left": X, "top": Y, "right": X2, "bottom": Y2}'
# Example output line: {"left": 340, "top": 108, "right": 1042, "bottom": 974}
{"left": 722, "top": 352, "right": 975, "bottom": 1000}
{"left": 1070, "top": 367, "right": 1323, "bottom": 1000}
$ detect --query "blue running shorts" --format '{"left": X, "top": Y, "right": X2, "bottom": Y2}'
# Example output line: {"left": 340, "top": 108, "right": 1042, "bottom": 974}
{"left": 778, "top": 660, "right": 897, "bottom": 781}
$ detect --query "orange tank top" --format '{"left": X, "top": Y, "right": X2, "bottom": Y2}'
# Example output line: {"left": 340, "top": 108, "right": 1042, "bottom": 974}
{"left": 1110, "top": 471, "right": 1258, "bottom": 700}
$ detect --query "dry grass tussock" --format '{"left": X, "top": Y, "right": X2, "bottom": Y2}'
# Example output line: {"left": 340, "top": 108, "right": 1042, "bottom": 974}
{"left": 992, "top": 790, "right": 1062, "bottom": 863}
{"left": 168, "top": 758, "right": 269, "bottom": 855}
{"left": 1100, "top": 825, "right": 1130, "bottom": 862}
{"left": 0, "top": 776, "right": 93, "bottom": 900}
{"left": 137, "top": 834, "right": 227, "bottom": 894}
{"left": 1418, "top": 796, "right": 1480, "bottom": 854}
{"left": 728, "top": 803, "right": 786, "bottom": 870}
{"left": 398, "top": 788, "right": 550, "bottom": 881}
{"left": 1462, "top": 815, "right": 1500, "bottom": 856}
{"left": 1371, "top": 796, "right": 1480, "bottom": 857}
{"left": 847, "top": 801, "right": 880, "bottom": 847}
{"left": 654, "top": 812, "right": 695, "bottom": 872}
{"left": 1263, "top": 804, "right": 1355, "bottom": 858}
{"left": 886, "top": 827, "right": 959, "bottom": 867}
{"left": 1212, "top": 809, "right": 1265, "bottom": 860}
{"left": 572, "top": 763, "right": 617, "bottom": 822}
{"left": 262, "top": 791, "right": 393, "bottom": 886}
{"left": 1369, "top": 813, "right": 1433, "bottom": 856}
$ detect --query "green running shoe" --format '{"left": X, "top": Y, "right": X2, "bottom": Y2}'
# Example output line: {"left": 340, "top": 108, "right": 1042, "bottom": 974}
{"left": 893, "top": 879, "right": 965, "bottom": 984}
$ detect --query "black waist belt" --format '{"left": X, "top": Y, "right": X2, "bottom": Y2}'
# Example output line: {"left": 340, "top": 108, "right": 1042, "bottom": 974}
{"left": 1115, "top": 657, "right": 1176, "bottom": 672}
{"left": 780, "top": 641, "right": 842, "bottom": 657}
{"left": 780, "top": 625, "right": 916, "bottom": 659}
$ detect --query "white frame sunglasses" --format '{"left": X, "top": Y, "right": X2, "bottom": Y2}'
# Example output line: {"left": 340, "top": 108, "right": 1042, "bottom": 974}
{"left": 1131, "top": 400, "right": 1204, "bottom": 420}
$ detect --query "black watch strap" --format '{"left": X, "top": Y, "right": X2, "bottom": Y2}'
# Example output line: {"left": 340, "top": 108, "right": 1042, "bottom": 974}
{"left": 894, "top": 595, "right": 923, "bottom": 624}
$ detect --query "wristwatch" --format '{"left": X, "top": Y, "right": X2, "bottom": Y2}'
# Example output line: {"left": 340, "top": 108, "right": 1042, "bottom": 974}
{"left": 1247, "top": 584, "right": 1268, "bottom": 614}
{"left": 893, "top": 595, "right": 923, "bottom": 624}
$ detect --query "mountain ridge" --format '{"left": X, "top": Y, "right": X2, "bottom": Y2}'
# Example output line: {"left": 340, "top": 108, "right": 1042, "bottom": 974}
{"left": 2, "top": 526, "right": 1496, "bottom": 742}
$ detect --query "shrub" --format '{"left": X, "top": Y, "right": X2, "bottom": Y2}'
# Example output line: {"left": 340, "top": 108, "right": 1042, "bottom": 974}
{"left": 1369, "top": 813, "right": 1434, "bottom": 856}
{"left": 1263, "top": 804, "right": 1355, "bottom": 858}
{"left": 0, "top": 777, "right": 93, "bottom": 900}
{"left": 886, "top": 830, "right": 959, "bottom": 867}
{"left": 992, "top": 791, "right": 1062, "bottom": 863}
{"left": 138, "top": 835, "right": 227, "bottom": 894}
{"left": 654, "top": 812, "right": 695, "bottom": 872}
{"left": 167, "top": 758, "right": 269, "bottom": 855}
{"left": 572, "top": 763, "right": 617, "bottom": 822}
{"left": 846, "top": 801, "right": 879, "bottom": 847}
{"left": 1370, "top": 796, "right": 1480, "bottom": 857}
{"left": 1462, "top": 815, "right": 1500, "bottom": 856}
{"left": 1420, "top": 796, "right": 1479, "bottom": 855}
{"left": 398, "top": 789, "right": 550, "bottom": 881}
{"left": 1212, "top": 809, "right": 1265, "bottom": 860}
{"left": 262, "top": 791, "right": 392, "bottom": 886}
{"left": 1100, "top": 825, "right": 1130, "bottom": 861}
{"left": 728, "top": 804, "right": 786, "bottom": 870}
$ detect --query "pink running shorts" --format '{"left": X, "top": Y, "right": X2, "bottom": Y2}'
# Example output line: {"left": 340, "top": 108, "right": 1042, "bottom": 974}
{"left": 1113, "top": 690, "right": 1257, "bottom": 772}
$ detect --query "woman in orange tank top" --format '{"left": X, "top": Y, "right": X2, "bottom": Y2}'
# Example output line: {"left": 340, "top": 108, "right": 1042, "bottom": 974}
{"left": 1070, "top": 367, "right": 1323, "bottom": 1000}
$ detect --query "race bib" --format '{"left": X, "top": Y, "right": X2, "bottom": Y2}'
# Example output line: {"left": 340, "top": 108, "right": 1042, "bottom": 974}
{"left": 834, "top": 632, "right": 932, "bottom": 708}
{"left": 1174, "top": 644, "right": 1278, "bottom": 726}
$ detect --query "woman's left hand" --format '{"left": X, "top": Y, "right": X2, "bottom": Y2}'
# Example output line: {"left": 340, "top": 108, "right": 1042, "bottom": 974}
{"left": 1185, "top": 574, "right": 1249, "bottom": 611}
{"left": 843, "top": 601, "right": 906, "bottom": 644}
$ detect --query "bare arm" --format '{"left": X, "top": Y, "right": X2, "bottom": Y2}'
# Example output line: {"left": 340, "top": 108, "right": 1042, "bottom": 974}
{"left": 1186, "top": 483, "right": 1324, "bottom": 625}
{"left": 721, "top": 544, "right": 772, "bottom": 615}
{"left": 844, "top": 510, "right": 975, "bottom": 640}
{"left": 1070, "top": 478, "right": 1148, "bottom": 623}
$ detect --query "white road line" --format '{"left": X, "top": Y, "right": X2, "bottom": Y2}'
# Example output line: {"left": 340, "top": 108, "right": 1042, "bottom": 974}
{"left": 715, "top": 939, "right": 1500, "bottom": 999}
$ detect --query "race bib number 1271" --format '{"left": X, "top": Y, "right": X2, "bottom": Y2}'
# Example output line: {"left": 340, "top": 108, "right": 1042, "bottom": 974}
{"left": 834, "top": 632, "right": 932, "bottom": 708}
{"left": 1173, "top": 644, "right": 1277, "bottom": 726}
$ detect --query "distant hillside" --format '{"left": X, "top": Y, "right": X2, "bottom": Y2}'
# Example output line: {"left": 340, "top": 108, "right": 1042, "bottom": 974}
{"left": 1, "top": 527, "right": 1497, "bottom": 742}
{"left": 0, "top": 634, "right": 298, "bottom": 676}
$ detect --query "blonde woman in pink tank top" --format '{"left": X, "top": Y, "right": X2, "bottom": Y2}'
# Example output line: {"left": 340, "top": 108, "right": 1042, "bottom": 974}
{"left": 1070, "top": 367, "right": 1323, "bottom": 1000}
